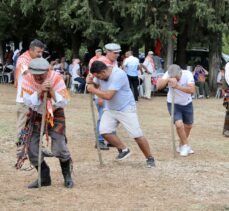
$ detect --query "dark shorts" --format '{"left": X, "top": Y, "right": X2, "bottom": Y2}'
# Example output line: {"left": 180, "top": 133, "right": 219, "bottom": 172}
{"left": 167, "top": 102, "right": 193, "bottom": 124}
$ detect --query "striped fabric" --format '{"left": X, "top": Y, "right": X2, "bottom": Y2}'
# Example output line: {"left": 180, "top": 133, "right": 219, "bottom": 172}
{"left": 15, "top": 51, "right": 32, "bottom": 86}
{"left": 22, "top": 70, "right": 69, "bottom": 127}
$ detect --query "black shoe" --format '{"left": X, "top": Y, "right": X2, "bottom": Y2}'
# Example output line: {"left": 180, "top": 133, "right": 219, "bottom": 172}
{"left": 107, "top": 143, "right": 116, "bottom": 147}
{"left": 115, "top": 148, "right": 131, "bottom": 161}
{"left": 28, "top": 161, "right": 51, "bottom": 188}
{"left": 28, "top": 179, "right": 51, "bottom": 188}
{"left": 95, "top": 141, "right": 109, "bottom": 150}
{"left": 146, "top": 157, "right": 156, "bottom": 168}
{"left": 60, "top": 159, "right": 74, "bottom": 188}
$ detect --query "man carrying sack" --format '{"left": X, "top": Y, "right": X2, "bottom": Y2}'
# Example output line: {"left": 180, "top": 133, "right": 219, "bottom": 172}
{"left": 16, "top": 57, "right": 74, "bottom": 188}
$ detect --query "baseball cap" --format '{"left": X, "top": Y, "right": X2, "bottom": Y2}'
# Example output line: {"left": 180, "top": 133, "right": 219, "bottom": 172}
{"left": 29, "top": 58, "right": 49, "bottom": 75}
{"left": 104, "top": 43, "right": 121, "bottom": 52}
{"left": 148, "top": 51, "right": 154, "bottom": 55}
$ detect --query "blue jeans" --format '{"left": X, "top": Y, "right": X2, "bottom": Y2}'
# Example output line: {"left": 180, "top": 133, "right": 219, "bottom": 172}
{"left": 94, "top": 98, "right": 105, "bottom": 142}
{"left": 74, "top": 77, "right": 85, "bottom": 93}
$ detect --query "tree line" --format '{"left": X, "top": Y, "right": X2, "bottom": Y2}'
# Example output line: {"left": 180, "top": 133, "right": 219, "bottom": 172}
{"left": 0, "top": 0, "right": 228, "bottom": 89}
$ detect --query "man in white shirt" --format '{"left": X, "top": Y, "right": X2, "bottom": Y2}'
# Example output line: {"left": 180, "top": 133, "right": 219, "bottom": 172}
{"left": 142, "top": 51, "right": 156, "bottom": 99}
{"left": 157, "top": 64, "right": 195, "bottom": 156}
{"left": 123, "top": 51, "right": 140, "bottom": 101}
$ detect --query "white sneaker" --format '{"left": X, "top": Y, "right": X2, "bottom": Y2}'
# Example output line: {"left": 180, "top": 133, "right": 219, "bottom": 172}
{"left": 179, "top": 145, "right": 194, "bottom": 156}
{"left": 198, "top": 95, "right": 204, "bottom": 99}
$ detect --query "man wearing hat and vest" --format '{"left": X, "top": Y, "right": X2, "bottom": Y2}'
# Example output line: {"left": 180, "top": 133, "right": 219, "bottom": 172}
{"left": 18, "top": 57, "right": 74, "bottom": 188}
{"left": 87, "top": 60, "right": 156, "bottom": 168}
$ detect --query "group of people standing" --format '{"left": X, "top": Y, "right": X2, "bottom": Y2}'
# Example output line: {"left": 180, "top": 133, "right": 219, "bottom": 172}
{"left": 15, "top": 39, "right": 229, "bottom": 190}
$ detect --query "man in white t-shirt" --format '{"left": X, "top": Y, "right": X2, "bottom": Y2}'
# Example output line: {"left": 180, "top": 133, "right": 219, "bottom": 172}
{"left": 87, "top": 61, "right": 155, "bottom": 168}
{"left": 157, "top": 64, "right": 195, "bottom": 156}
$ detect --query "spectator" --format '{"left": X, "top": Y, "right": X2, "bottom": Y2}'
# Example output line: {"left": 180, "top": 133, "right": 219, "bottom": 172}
{"left": 193, "top": 65, "right": 210, "bottom": 98}
{"left": 123, "top": 50, "right": 140, "bottom": 102}
{"left": 142, "top": 51, "right": 156, "bottom": 99}
{"left": 71, "top": 59, "right": 86, "bottom": 93}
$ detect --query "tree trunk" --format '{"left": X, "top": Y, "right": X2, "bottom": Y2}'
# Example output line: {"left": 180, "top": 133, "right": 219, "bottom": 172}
{"left": 176, "top": 23, "right": 188, "bottom": 69}
{"left": 165, "top": 17, "right": 174, "bottom": 69}
{"left": 209, "top": 32, "right": 222, "bottom": 91}
{"left": 0, "top": 41, "right": 3, "bottom": 64}
{"left": 145, "top": 37, "right": 154, "bottom": 55}
{"left": 71, "top": 32, "right": 82, "bottom": 58}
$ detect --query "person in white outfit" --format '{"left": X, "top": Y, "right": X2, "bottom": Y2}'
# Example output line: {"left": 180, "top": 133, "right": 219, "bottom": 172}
{"left": 142, "top": 51, "right": 156, "bottom": 99}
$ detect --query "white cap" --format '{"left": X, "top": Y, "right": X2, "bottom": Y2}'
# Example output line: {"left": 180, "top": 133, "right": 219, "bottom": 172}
{"left": 148, "top": 51, "right": 154, "bottom": 55}
{"left": 104, "top": 43, "right": 121, "bottom": 52}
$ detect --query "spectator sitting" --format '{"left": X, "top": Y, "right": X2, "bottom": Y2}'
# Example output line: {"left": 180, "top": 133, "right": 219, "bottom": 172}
{"left": 193, "top": 64, "right": 210, "bottom": 98}
{"left": 71, "top": 59, "right": 86, "bottom": 93}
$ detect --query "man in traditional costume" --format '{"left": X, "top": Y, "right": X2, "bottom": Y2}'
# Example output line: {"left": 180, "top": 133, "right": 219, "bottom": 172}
{"left": 16, "top": 57, "right": 73, "bottom": 188}
{"left": 15, "top": 39, "right": 45, "bottom": 140}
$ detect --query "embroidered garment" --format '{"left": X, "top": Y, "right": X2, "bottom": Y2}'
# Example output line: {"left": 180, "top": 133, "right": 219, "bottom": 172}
{"left": 22, "top": 70, "right": 69, "bottom": 126}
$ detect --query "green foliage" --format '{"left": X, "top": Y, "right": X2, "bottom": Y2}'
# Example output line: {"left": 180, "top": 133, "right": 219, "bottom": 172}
{"left": 223, "top": 33, "right": 229, "bottom": 54}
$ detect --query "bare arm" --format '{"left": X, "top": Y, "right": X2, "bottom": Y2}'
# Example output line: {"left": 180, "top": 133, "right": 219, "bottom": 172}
{"left": 157, "top": 78, "right": 169, "bottom": 90}
{"left": 87, "top": 84, "right": 116, "bottom": 100}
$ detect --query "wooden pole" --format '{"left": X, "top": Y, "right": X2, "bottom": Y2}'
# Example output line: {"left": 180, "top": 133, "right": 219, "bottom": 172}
{"left": 90, "top": 94, "right": 103, "bottom": 166}
{"left": 38, "top": 92, "right": 48, "bottom": 188}
{"left": 171, "top": 89, "right": 176, "bottom": 158}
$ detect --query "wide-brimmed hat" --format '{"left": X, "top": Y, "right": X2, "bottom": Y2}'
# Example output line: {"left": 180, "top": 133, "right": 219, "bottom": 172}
{"left": 29, "top": 58, "right": 49, "bottom": 75}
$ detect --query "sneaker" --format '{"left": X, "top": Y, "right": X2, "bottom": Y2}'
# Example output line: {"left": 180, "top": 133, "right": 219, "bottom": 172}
{"left": 94, "top": 141, "right": 109, "bottom": 150}
{"left": 146, "top": 157, "right": 156, "bottom": 168}
{"left": 179, "top": 145, "right": 194, "bottom": 156}
{"left": 223, "top": 130, "right": 229, "bottom": 137}
{"left": 177, "top": 145, "right": 194, "bottom": 154}
{"left": 198, "top": 95, "right": 204, "bottom": 99}
{"left": 115, "top": 148, "right": 131, "bottom": 161}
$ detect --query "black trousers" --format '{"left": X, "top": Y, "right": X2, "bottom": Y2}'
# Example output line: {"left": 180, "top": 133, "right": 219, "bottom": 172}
{"left": 127, "top": 75, "right": 139, "bottom": 101}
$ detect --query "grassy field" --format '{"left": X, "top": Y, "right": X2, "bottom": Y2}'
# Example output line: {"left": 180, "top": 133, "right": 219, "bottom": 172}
{"left": 0, "top": 84, "right": 228, "bottom": 211}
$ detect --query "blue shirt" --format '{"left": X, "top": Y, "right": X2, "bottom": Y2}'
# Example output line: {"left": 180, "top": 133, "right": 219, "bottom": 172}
{"left": 95, "top": 67, "right": 136, "bottom": 111}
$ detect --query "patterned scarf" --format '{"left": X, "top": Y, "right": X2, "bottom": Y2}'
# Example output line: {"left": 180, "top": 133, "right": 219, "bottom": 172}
{"left": 22, "top": 70, "right": 69, "bottom": 127}
{"left": 15, "top": 51, "right": 32, "bottom": 86}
